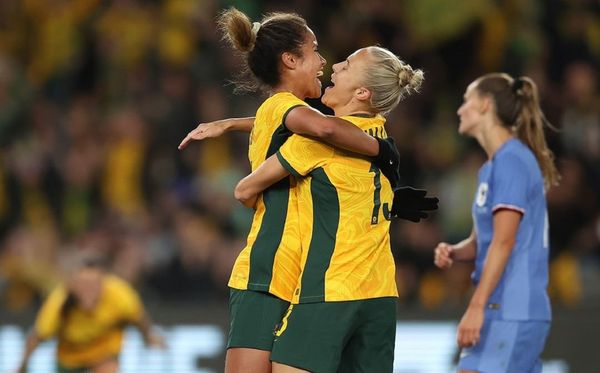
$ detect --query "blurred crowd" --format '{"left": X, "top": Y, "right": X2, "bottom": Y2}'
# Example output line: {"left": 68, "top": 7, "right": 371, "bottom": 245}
{"left": 0, "top": 0, "right": 598, "bottom": 313}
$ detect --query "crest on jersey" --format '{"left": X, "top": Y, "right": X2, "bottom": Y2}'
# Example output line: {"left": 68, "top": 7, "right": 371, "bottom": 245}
{"left": 476, "top": 182, "right": 488, "bottom": 207}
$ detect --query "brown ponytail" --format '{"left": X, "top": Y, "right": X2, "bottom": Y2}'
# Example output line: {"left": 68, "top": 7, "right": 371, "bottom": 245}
{"left": 217, "top": 8, "right": 256, "bottom": 53}
{"left": 475, "top": 73, "right": 560, "bottom": 189}
{"left": 217, "top": 8, "right": 308, "bottom": 92}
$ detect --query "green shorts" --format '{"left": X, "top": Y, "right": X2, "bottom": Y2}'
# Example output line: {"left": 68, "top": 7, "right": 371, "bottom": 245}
{"left": 227, "top": 288, "right": 290, "bottom": 351}
{"left": 58, "top": 356, "right": 118, "bottom": 373}
{"left": 271, "top": 297, "right": 397, "bottom": 373}
{"left": 57, "top": 365, "right": 88, "bottom": 373}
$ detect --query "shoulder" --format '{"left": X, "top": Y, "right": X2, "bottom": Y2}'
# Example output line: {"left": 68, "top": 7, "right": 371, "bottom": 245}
{"left": 494, "top": 141, "right": 533, "bottom": 171}
{"left": 42, "top": 284, "right": 68, "bottom": 306}
{"left": 266, "top": 92, "right": 307, "bottom": 112}
{"left": 105, "top": 275, "right": 136, "bottom": 296}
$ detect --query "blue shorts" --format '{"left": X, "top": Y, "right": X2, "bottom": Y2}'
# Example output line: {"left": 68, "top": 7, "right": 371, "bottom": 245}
{"left": 458, "top": 319, "right": 550, "bottom": 373}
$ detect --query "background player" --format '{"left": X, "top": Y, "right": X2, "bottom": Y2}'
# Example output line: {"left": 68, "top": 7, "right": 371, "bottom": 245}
{"left": 16, "top": 254, "right": 164, "bottom": 373}
{"left": 434, "top": 73, "right": 560, "bottom": 373}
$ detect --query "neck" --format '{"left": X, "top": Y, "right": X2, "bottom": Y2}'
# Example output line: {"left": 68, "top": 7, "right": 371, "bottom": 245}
{"left": 477, "top": 120, "right": 514, "bottom": 159}
{"left": 272, "top": 82, "right": 306, "bottom": 100}
{"left": 333, "top": 102, "right": 373, "bottom": 117}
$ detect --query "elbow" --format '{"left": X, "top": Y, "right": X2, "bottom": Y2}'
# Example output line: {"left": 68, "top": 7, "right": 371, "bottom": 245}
{"left": 234, "top": 182, "right": 255, "bottom": 207}
{"left": 313, "top": 121, "right": 336, "bottom": 139}
{"left": 234, "top": 183, "right": 248, "bottom": 203}
{"left": 494, "top": 238, "right": 516, "bottom": 253}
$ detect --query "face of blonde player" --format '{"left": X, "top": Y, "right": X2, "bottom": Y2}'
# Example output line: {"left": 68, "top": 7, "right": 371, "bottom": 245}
{"left": 294, "top": 27, "right": 326, "bottom": 99}
{"left": 70, "top": 267, "right": 104, "bottom": 311}
{"left": 457, "top": 81, "right": 487, "bottom": 137}
{"left": 321, "top": 48, "right": 370, "bottom": 111}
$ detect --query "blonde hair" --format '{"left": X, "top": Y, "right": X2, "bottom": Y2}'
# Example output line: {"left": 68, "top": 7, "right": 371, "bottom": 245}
{"left": 475, "top": 73, "right": 560, "bottom": 189}
{"left": 362, "top": 46, "right": 424, "bottom": 116}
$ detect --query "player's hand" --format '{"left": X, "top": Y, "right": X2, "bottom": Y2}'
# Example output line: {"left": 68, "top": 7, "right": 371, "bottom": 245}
{"left": 434, "top": 242, "right": 454, "bottom": 269}
{"left": 373, "top": 137, "right": 401, "bottom": 189}
{"left": 457, "top": 306, "right": 484, "bottom": 348}
{"left": 178, "top": 121, "right": 227, "bottom": 149}
{"left": 391, "top": 187, "right": 439, "bottom": 222}
{"left": 145, "top": 332, "right": 167, "bottom": 349}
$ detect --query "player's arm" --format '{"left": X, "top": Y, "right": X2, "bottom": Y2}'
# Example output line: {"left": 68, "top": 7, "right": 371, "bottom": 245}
{"left": 178, "top": 117, "right": 254, "bottom": 149}
{"left": 434, "top": 229, "right": 477, "bottom": 268}
{"left": 131, "top": 311, "right": 165, "bottom": 349}
{"left": 285, "top": 106, "right": 379, "bottom": 156}
{"left": 234, "top": 155, "right": 290, "bottom": 209}
{"left": 17, "top": 286, "right": 65, "bottom": 373}
{"left": 457, "top": 210, "right": 521, "bottom": 348}
{"left": 285, "top": 106, "right": 401, "bottom": 186}
{"left": 16, "top": 333, "right": 43, "bottom": 373}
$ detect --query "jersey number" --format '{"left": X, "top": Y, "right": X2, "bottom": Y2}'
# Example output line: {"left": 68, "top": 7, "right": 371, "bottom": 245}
{"left": 370, "top": 164, "right": 391, "bottom": 225}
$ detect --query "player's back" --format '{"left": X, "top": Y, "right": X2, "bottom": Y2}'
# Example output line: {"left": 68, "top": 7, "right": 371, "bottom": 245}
{"left": 277, "top": 114, "right": 397, "bottom": 304}
{"left": 229, "top": 92, "right": 307, "bottom": 302}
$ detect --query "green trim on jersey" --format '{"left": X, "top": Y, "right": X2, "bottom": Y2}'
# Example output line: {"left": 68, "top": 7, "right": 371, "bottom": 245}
{"left": 247, "top": 105, "right": 301, "bottom": 291}
{"left": 265, "top": 104, "right": 303, "bottom": 157}
{"left": 248, "top": 178, "right": 290, "bottom": 290}
{"left": 277, "top": 151, "right": 301, "bottom": 177}
{"left": 299, "top": 168, "right": 340, "bottom": 302}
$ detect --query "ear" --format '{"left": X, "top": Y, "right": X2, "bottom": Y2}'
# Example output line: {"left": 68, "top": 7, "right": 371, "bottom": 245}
{"left": 354, "top": 87, "right": 372, "bottom": 102}
{"left": 281, "top": 52, "right": 297, "bottom": 70}
{"left": 479, "top": 95, "right": 492, "bottom": 114}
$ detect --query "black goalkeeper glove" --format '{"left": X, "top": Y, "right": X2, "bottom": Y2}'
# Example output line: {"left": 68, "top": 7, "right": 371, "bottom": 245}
{"left": 391, "top": 186, "right": 439, "bottom": 222}
{"left": 373, "top": 137, "right": 401, "bottom": 189}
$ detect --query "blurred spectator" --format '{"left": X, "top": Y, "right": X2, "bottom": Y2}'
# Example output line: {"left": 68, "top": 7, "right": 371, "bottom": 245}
{"left": 0, "top": 0, "right": 598, "bottom": 312}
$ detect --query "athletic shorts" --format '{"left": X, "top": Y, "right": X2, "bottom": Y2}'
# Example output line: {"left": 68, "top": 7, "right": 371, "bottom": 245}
{"left": 227, "top": 288, "right": 290, "bottom": 351}
{"left": 57, "top": 365, "right": 88, "bottom": 373}
{"left": 458, "top": 319, "right": 550, "bottom": 373}
{"left": 270, "top": 297, "right": 397, "bottom": 373}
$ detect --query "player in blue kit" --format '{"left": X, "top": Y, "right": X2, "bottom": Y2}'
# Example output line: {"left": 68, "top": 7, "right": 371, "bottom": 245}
{"left": 434, "top": 73, "right": 560, "bottom": 373}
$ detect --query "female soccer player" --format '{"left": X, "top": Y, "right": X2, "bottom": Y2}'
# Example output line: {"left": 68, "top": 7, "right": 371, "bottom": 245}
{"left": 187, "top": 8, "right": 404, "bottom": 373}
{"left": 433, "top": 73, "right": 560, "bottom": 373}
{"left": 234, "top": 46, "right": 436, "bottom": 373}
{"left": 16, "top": 256, "right": 163, "bottom": 373}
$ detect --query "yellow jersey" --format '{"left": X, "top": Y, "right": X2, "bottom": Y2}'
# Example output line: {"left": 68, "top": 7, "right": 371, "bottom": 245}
{"left": 35, "top": 275, "right": 143, "bottom": 368}
{"left": 276, "top": 114, "right": 398, "bottom": 303}
{"left": 228, "top": 92, "right": 306, "bottom": 302}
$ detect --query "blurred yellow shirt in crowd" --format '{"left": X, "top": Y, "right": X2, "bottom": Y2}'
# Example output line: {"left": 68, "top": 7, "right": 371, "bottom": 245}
{"left": 35, "top": 275, "right": 143, "bottom": 368}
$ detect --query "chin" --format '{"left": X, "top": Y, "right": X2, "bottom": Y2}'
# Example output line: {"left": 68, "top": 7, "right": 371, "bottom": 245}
{"left": 321, "top": 95, "right": 333, "bottom": 108}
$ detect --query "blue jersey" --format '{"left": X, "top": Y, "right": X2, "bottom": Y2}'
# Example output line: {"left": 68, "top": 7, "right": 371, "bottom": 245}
{"left": 472, "top": 139, "right": 551, "bottom": 321}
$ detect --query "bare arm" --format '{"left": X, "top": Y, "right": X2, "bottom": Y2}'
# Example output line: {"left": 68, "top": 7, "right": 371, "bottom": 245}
{"left": 434, "top": 229, "right": 477, "bottom": 268}
{"left": 16, "top": 333, "right": 42, "bottom": 373}
{"left": 284, "top": 106, "right": 379, "bottom": 156}
{"left": 468, "top": 210, "right": 520, "bottom": 309}
{"left": 234, "top": 155, "right": 290, "bottom": 209}
{"left": 178, "top": 117, "right": 254, "bottom": 149}
{"left": 132, "top": 312, "right": 165, "bottom": 349}
{"left": 456, "top": 209, "right": 521, "bottom": 348}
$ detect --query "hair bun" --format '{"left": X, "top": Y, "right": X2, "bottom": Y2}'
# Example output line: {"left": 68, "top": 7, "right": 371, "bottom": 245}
{"left": 512, "top": 78, "right": 526, "bottom": 95}
{"left": 252, "top": 22, "right": 261, "bottom": 35}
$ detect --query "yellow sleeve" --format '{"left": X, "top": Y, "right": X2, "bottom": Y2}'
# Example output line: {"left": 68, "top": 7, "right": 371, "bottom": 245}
{"left": 34, "top": 286, "right": 68, "bottom": 340}
{"left": 107, "top": 276, "right": 143, "bottom": 323}
{"left": 277, "top": 135, "right": 334, "bottom": 177}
